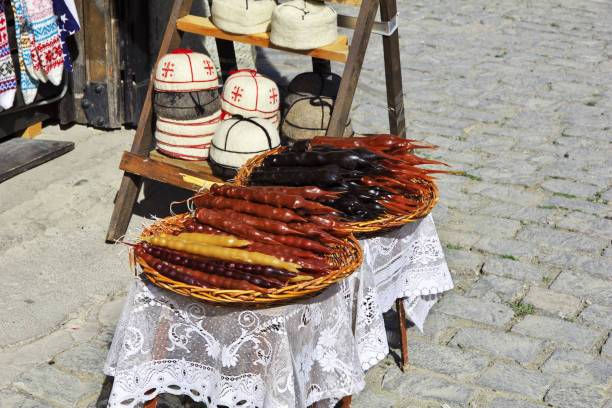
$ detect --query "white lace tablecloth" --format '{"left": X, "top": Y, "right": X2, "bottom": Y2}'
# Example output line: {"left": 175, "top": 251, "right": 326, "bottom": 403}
{"left": 104, "top": 215, "right": 453, "bottom": 408}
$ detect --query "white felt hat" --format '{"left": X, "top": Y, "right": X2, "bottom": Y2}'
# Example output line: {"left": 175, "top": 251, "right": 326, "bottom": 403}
{"left": 211, "top": 0, "right": 277, "bottom": 35}
{"left": 270, "top": 0, "right": 337, "bottom": 50}
{"left": 155, "top": 111, "right": 222, "bottom": 160}
{"left": 154, "top": 49, "right": 218, "bottom": 92}
{"left": 221, "top": 69, "right": 280, "bottom": 117}
{"left": 209, "top": 116, "right": 280, "bottom": 175}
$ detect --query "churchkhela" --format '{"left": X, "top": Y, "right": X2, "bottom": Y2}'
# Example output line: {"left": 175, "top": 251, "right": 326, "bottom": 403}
{"left": 243, "top": 134, "right": 451, "bottom": 222}
{"left": 134, "top": 184, "right": 352, "bottom": 293}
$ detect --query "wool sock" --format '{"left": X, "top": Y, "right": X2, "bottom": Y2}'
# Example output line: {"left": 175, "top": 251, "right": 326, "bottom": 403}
{"left": 11, "top": 0, "right": 38, "bottom": 103}
{"left": 52, "top": 0, "right": 79, "bottom": 72}
{"left": 25, "top": 0, "right": 63, "bottom": 85}
{"left": 0, "top": 3, "right": 17, "bottom": 110}
{"left": 15, "top": 0, "right": 46, "bottom": 82}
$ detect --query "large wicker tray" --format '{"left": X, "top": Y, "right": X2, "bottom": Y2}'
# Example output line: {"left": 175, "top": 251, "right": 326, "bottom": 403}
{"left": 234, "top": 147, "right": 439, "bottom": 234}
{"left": 133, "top": 213, "right": 363, "bottom": 305}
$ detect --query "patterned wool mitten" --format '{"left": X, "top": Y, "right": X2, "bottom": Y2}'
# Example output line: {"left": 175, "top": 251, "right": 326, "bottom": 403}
{"left": 0, "top": 3, "right": 17, "bottom": 110}
{"left": 52, "top": 0, "right": 79, "bottom": 72}
{"left": 11, "top": 0, "right": 39, "bottom": 103}
{"left": 25, "top": 0, "right": 63, "bottom": 85}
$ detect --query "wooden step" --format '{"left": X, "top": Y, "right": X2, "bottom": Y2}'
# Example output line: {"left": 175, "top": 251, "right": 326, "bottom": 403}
{"left": 176, "top": 15, "right": 349, "bottom": 63}
{"left": 119, "top": 150, "right": 224, "bottom": 192}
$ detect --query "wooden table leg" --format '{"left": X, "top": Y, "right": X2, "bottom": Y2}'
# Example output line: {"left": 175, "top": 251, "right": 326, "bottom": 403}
{"left": 327, "top": 0, "right": 380, "bottom": 137}
{"left": 380, "top": 0, "right": 406, "bottom": 138}
{"left": 396, "top": 298, "right": 409, "bottom": 372}
{"left": 340, "top": 395, "right": 352, "bottom": 407}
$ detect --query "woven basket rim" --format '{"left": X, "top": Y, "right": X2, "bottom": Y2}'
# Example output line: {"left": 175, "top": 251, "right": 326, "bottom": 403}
{"left": 134, "top": 213, "right": 363, "bottom": 306}
{"left": 234, "top": 146, "right": 439, "bottom": 234}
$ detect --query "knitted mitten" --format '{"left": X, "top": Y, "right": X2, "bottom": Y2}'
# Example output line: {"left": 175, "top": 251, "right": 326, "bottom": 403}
{"left": 25, "top": 0, "right": 63, "bottom": 85}
{"left": 52, "top": 0, "right": 80, "bottom": 72}
{"left": 11, "top": 0, "right": 39, "bottom": 103}
{"left": 0, "top": 3, "right": 17, "bottom": 110}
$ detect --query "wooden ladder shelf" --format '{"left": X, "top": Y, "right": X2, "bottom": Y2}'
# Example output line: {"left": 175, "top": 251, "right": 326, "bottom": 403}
{"left": 106, "top": 0, "right": 406, "bottom": 235}
{"left": 110, "top": 2, "right": 410, "bottom": 406}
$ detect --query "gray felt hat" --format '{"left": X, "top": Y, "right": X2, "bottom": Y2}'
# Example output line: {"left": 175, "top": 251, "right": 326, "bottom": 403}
{"left": 281, "top": 71, "right": 354, "bottom": 141}
{"left": 154, "top": 89, "right": 221, "bottom": 121}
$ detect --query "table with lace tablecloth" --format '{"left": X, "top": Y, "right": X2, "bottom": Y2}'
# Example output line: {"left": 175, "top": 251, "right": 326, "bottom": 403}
{"left": 104, "top": 214, "right": 453, "bottom": 408}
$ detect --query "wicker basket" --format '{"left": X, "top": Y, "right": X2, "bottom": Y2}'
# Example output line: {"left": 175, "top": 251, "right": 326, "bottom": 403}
{"left": 234, "top": 147, "right": 439, "bottom": 234}
{"left": 133, "top": 213, "right": 363, "bottom": 305}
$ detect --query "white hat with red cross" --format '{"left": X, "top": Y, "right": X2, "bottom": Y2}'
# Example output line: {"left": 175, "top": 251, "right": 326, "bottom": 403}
{"left": 221, "top": 69, "right": 280, "bottom": 118}
{"left": 154, "top": 49, "right": 218, "bottom": 92}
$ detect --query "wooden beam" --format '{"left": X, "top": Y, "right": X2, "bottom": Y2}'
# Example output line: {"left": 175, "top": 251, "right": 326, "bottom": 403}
{"left": 177, "top": 16, "right": 349, "bottom": 63}
{"left": 327, "top": 0, "right": 379, "bottom": 136}
{"left": 119, "top": 151, "right": 224, "bottom": 191}
{"left": 106, "top": 0, "right": 195, "bottom": 242}
{"left": 20, "top": 122, "right": 42, "bottom": 139}
{"left": 380, "top": 0, "right": 406, "bottom": 137}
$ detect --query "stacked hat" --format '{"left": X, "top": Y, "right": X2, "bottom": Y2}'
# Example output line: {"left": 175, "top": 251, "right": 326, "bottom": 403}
{"left": 210, "top": 69, "right": 281, "bottom": 178}
{"left": 153, "top": 49, "right": 221, "bottom": 160}
{"left": 211, "top": 0, "right": 277, "bottom": 35}
{"left": 209, "top": 116, "right": 280, "bottom": 179}
{"left": 270, "top": 0, "right": 338, "bottom": 50}
{"left": 281, "top": 71, "right": 354, "bottom": 142}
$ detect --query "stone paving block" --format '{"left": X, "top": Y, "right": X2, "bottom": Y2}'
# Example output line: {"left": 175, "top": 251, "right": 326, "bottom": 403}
{"left": 481, "top": 258, "right": 545, "bottom": 283}
{"left": 0, "top": 390, "right": 54, "bottom": 408}
{"left": 550, "top": 270, "right": 612, "bottom": 304}
{"left": 466, "top": 275, "right": 523, "bottom": 303}
{"left": 435, "top": 294, "right": 515, "bottom": 327}
{"left": 478, "top": 201, "right": 555, "bottom": 223}
{"left": 447, "top": 214, "right": 522, "bottom": 238}
{"left": 473, "top": 236, "right": 540, "bottom": 261}
{"left": 555, "top": 211, "right": 612, "bottom": 238}
{"left": 522, "top": 286, "right": 581, "bottom": 317}
{"left": 602, "top": 335, "right": 612, "bottom": 358}
{"left": 477, "top": 362, "right": 553, "bottom": 400}
{"left": 541, "top": 179, "right": 600, "bottom": 198}
{"left": 540, "top": 348, "right": 612, "bottom": 386}
{"left": 602, "top": 188, "right": 612, "bottom": 202}
{"left": 443, "top": 248, "right": 486, "bottom": 274}
{"left": 539, "top": 251, "right": 612, "bottom": 279}
{"left": 544, "top": 195, "right": 610, "bottom": 217}
{"left": 382, "top": 367, "right": 475, "bottom": 406}
{"left": 438, "top": 230, "right": 481, "bottom": 250}
{"left": 489, "top": 397, "right": 547, "bottom": 408}
{"left": 405, "top": 311, "right": 454, "bottom": 343}
{"left": 351, "top": 387, "right": 398, "bottom": 408}
{"left": 516, "top": 224, "right": 606, "bottom": 254}
{"left": 54, "top": 342, "right": 108, "bottom": 380}
{"left": 98, "top": 297, "right": 126, "bottom": 327}
{"left": 450, "top": 327, "right": 546, "bottom": 363}
{"left": 544, "top": 380, "right": 608, "bottom": 408}
{"left": 579, "top": 304, "right": 612, "bottom": 328}
{"left": 512, "top": 315, "right": 601, "bottom": 350}
{"left": 14, "top": 364, "right": 100, "bottom": 407}
{"left": 405, "top": 338, "right": 490, "bottom": 381}
{"left": 464, "top": 182, "right": 547, "bottom": 206}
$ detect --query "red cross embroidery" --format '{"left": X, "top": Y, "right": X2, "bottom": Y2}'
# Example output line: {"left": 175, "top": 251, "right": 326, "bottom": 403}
{"left": 203, "top": 60, "right": 214, "bottom": 76}
{"left": 231, "top": 86, "right": 243, "bottom": 102}
{"left": 269, "top": 88, "right": 278, "bottom": 105}
{"left": 161, "top": 61, "right": 175, "bottom": 78}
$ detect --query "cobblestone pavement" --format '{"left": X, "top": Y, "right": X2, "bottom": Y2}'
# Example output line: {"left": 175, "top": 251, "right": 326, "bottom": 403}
{"left": 1, "top": 0, "right": 611, "bottom": 406}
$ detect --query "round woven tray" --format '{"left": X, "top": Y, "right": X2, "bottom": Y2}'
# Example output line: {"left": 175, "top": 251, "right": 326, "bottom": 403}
{"left": 234, "top": 147, "right": 439, "bottom": 234}
{"left": 133, "top": 213, "right": 363, "bottom": 305}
